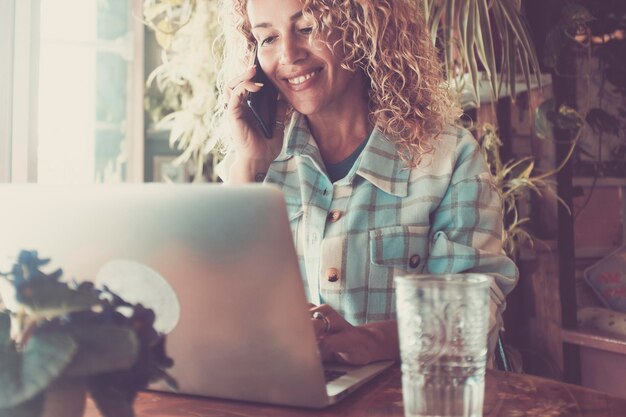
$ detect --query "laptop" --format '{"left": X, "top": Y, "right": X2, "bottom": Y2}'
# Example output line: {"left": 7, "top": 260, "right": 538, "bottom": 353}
{"left": 0, "top": 184, "right": 393, "bottom": 408}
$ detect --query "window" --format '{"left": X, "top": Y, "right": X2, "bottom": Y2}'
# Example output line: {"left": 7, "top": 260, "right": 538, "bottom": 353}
{"left": 0, "top": 0, "right": 17, "bottom": 183}
{"left": 1, "top": 0, "right": 144, "bottom": 184}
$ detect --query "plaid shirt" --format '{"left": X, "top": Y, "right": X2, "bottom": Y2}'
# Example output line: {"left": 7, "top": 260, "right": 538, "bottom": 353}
{"left": 261, "top": 112, "right": 518, "bottom": 326}
{"left": 219, "top": 112, "right": 518, "bottom": 327}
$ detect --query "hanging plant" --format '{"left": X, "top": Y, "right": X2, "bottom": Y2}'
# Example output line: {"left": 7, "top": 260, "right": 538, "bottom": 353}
{"left": 423, "top": 0, "right": 542, "bottom": 108}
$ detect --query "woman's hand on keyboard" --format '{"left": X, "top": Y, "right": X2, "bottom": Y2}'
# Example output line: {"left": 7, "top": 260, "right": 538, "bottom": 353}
{"left": 308, "top": 304, "right": 399, "bottom": 365}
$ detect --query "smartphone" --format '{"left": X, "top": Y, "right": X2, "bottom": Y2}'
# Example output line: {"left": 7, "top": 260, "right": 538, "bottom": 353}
{"left": 246, "top": 54, "right": 279, "bottom": 139}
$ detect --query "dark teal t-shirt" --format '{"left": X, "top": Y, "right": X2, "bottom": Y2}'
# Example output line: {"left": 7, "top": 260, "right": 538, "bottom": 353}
{"left": 325, "top": 139, "right": 368, "bottom": 183}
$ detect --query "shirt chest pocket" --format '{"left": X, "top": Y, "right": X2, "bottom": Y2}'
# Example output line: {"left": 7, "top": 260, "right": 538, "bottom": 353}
{"left": 285, "top": 197, "right": 304, "bottom": 249}
{"left": 366, "top": 225, "right": 430, "bottom": 319}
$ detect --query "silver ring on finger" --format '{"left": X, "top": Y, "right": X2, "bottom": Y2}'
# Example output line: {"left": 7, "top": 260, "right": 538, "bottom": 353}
{"left": 312, "top": 311, "right": 331, "bottom": 334}
{"left": 275, "top": 120, "right": 285, "bottom": 129}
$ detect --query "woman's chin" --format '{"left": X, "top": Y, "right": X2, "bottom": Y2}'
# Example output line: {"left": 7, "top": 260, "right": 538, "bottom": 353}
{"left": 290, "top": 101, "right": 321, "bottom": 117}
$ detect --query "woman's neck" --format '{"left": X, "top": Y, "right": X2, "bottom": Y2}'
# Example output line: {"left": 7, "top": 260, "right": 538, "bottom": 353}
{"left": 306, "top": 97, "right": 371, "bottom": 165}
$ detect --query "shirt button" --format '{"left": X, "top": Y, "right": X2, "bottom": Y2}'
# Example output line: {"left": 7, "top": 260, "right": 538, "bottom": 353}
{"left": 326, "top": 268, "right": 340, "bottom": 282}
{"left": 328, "top": 210, "right": 342, "bottom": 222}
{"left": 409, "top": 254, "right": 421, "bottom": 268}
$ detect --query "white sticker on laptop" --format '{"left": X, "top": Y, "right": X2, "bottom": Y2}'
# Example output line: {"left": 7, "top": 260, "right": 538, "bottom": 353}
{"left": 95, "top": 259, "right": 180, "bottom": 334}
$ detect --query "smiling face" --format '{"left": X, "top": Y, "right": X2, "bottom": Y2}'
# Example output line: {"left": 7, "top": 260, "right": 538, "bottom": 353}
{"left": 246, "top": 0, "right": 366, "bottom": 118}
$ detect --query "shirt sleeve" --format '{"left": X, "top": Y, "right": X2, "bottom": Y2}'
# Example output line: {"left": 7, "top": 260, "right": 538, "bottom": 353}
{"left": 426, "top": 130, "right": 519, "bottom": 347}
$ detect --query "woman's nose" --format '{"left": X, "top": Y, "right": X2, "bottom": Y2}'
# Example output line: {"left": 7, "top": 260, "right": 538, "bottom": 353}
{"left": 278, "top": 36, "right": 306, "bottom": 65}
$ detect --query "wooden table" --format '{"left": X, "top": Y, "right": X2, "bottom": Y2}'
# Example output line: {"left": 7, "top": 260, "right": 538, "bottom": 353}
{"left": 84, "top": 367, "right": 626, "bottom": 416}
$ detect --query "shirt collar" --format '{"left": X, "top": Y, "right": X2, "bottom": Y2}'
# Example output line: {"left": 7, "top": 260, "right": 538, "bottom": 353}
{"left": 278, "top": 112, "right": 326, "bottom": 173}
{"left": 352, "top": 127, "right": 409, "bottom": 197}
{"left": 281, "top": 112, "right": 410, "bottom": 197}
{"left": 281, "top": 112, "right": 319, "bottom": 159}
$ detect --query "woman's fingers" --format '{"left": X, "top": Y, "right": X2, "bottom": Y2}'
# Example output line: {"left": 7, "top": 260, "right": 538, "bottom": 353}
{"left": 271, "top": 99, "right": 289, "bottom": 142}
{"left": 311, "top": 318, "right": 326, "bottom": 337}
{"left": 226, "top": 80, "right": 264, "bottom": 113}
{"left": 224, "top": 65, "right": 259, "bottom": 105}
{"left": 307, "top": 304, "right": 375, "bottom": 365}
{"left": 226, "top": 65, "right": 258, "bottom": 94}
{"left": 319, "top": 330, "right": 373, "bottom": 366}
{"left": 309, "top": 304, "right": 352, "bottom": 339}
{"left": 309, "top": 305, "right": 332, "bottom": 339}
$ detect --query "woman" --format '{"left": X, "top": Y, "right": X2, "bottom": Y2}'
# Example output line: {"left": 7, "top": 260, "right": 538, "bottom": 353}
{"left": 216, "top": 0, "right": 518, "bottom": 365}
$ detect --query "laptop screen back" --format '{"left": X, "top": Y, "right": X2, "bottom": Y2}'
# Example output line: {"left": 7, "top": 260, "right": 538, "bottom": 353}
{"left": 0, "top": 184, "right": 329, "bottom": 407}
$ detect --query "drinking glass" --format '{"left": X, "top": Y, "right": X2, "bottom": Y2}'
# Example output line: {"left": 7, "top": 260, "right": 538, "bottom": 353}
{"left": 395, "top": 274, "right": 490, "bottom": 417}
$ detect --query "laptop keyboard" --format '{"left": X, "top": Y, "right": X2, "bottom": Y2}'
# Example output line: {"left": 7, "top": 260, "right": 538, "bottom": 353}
{"left": 323, "top": 369, "right": 347, "bottom": 382}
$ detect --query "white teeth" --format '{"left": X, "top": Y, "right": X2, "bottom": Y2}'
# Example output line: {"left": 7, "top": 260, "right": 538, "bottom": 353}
{"left": 287, "top": 71, "right": 317, "bottom": 85}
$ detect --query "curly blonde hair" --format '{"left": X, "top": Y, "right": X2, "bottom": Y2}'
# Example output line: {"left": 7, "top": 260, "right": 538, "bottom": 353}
{"left": 217, "top": 0, "right": 460, "bottom": 163}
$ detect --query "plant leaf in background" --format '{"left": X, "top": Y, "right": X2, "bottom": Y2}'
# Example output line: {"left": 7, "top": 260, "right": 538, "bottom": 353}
{"left": 586, "top": 108, "right": 620, "bottom": 136}
{"left": 86, "top": 305, "right": 175, "bottom": 417}
{"left": 61, "top": 324, "right": 139, "bottom": 377}
{"left": 0, "top": 312, "right": 10, "bottom": 350}
{"left": 0, "top": 395, "right": 44, "bottom": 417}
{"left": 0, "top": 254, "right": 102, "bottom": 324}
{"left": 479, "top": 123, "right": 568, "bottom": 258}
{"left": 0, "top": 332, "right": 77, "bottom": 409}
{"left": 144, "top": 0, "right": 224, "bottom": 181}
{"left": 14, "top": 278, "right": 102, "bottom": 322}
{"left": 423, "top": 0, "right": 542, "bottom": 107}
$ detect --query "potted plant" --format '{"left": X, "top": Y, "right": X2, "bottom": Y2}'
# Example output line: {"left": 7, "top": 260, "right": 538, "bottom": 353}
{"left": 0, "top": 250, "right": 176, "bottom": 417}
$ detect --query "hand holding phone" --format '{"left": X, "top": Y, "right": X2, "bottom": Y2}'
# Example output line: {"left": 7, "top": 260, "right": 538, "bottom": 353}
{"left": 246, "top": 55, "right": 279, "bottom": 139}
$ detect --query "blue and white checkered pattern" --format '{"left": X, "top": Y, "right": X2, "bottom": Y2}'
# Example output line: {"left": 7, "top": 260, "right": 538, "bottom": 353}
{"left": 263, "top": 112, "right": 518, "bottom": 326}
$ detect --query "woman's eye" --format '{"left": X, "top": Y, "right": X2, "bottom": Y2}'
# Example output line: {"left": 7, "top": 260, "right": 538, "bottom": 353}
{"left": 260, "top": 36, "right": 277, "bottom": 46}
{"left": 298, "top": 27, "right": 313, "bottom": 35}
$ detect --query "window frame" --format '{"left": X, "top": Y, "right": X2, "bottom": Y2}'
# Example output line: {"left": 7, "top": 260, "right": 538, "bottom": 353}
{"left": 0, "top": 0, "right": 17, "bottom": 183}
{"left": 0, "top": 0, "right": 145, "bottom": 184}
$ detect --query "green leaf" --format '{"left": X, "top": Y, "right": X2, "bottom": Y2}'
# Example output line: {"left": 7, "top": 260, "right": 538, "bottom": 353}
{"left": 16, "top": 278, "right": 101, "bottom": 321}
{"left": 0, "top": 332, "right": 76, "bottom": 408}
{"left": 513, "top": 159, "right": 535, "bottom": 180}
{"left": 63, "top": 325, "right": 139, "bottom": 377}
{"left": 428, "top": 2, "right": 444, "bottom": 45}
{"left": 0, "top": 393, "right": 44, "bottom": 417}
{"left": 518, "top": 43, "right": 532, "bottom": 101}
{"left": 497, "top": 0, "right": 542, "bottom": 92}
{"left": 492, "top": 4, "right": 512, "bottom": 98}
{"left": 465, "top": 0, "right": 480, "bottom": 105}
{"left": 477, "top": 0, "right": 498, "bottom": 101}
{"left": 534, "top": 99, "right": 555, "bottom": 139}
{"left": 444, "top": 0, "right": 456, "bottom": 78}
{"left": 0, "top": 312, "right": 11, "bottom": 350}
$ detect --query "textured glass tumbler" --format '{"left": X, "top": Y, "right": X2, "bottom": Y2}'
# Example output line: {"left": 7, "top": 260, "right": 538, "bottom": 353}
{"left": 395, "top": 274, "right": 490, "bottom": 417}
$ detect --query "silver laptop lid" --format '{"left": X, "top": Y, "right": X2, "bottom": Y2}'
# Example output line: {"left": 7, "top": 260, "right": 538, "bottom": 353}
{"left": 0, "top": 184, "right": 329, "bottom": 408}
